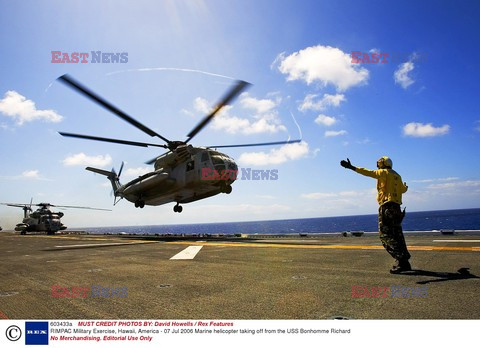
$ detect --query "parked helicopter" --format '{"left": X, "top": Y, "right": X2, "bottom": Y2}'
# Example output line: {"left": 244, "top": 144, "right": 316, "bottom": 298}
{"left": 1, "top": 201, "right": 110, "bottom": 234}
{"left": 57, "top": 74, "right": 301, "bottom": 213}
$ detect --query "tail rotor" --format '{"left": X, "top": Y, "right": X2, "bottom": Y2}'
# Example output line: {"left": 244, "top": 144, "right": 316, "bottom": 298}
{"left": 86, "top": 163, "right": 124, "bottom": 205}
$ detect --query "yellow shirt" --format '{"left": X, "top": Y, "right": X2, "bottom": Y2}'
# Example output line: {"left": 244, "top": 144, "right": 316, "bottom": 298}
{"left": 355, "top": 167, "right": 407, "bottom": 205}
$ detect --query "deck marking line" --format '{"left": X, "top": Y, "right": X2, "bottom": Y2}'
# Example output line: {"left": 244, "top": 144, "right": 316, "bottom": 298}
{"left": 54, "top": 241, "right": 158, "bottom": 249}
{"left": 433, "top": 240, "right": 480, "bottom": 243}
{"left": 170, "top": 246, "right": 203, "bottom": 260}
{"left": 167, "top": 241, "right": 478, "bottom": 252}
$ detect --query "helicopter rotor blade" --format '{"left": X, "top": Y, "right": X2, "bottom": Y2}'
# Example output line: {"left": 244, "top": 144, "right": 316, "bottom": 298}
{"left": 144, "top": 150, "right": 173, "bottom": 165}
{"left": 48, "top": 205, "right": 112, "bottom": 211}
{"left": 59, "top": 132, "right": 168, "bottom": 148}
{"left": 185, "top": 80, "right": 250, "bottom": 143}
{"left": 58, "top": 74, "right": 171, "bottom": 144}
{"left": 145, "top": 157, "right": 156, "bottom": 165}
{"left": 0, "top": 203, "right": 32, "bottom": 209}
{"left": 145, "top": 157, "right": 157, "bottom": 165}
{"left": 118, "top": 161, "right": 124, "bottom": 178}
{"left": 206, "top": 139, "right": 302, "bottom": 149}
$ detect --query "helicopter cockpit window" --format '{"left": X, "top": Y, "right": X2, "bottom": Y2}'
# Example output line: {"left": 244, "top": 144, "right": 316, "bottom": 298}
{"left": 211, "top": 155, "right": 224, "bottom": 165}
{"left": 201, "top": 152, "right": 210, "bottom": 162}
{"left": 211, "top": 155, "right": 226, "bottom": 171}
{"left": 186, "top": 160, "right": 194, "bottom": 171}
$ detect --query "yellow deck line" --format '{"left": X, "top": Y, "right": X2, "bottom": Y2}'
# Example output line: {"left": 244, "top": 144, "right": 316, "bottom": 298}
{"left": 21, "top": 235, "right": 156, "bottom": 243}
{"left": 11, "top": 235, "right": 480, "bottom": 251}
{"left": 167, "top": 241, "right": 479, "bottom": 252}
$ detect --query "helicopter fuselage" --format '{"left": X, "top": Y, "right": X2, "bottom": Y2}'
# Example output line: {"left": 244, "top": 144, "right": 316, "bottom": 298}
{"left": 15, "top": 208, "right": 66, "bottom": 234}
{"left": 113, "top": 146, "right": 237, "bottom": 210}
{"left": 58, "top": 74, "right": 297, "bottom": 213}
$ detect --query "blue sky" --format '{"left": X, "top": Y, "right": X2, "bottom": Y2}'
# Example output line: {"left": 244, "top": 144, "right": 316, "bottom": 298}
{"left": 1, "top": 0, "right": 479, "bottom": 228}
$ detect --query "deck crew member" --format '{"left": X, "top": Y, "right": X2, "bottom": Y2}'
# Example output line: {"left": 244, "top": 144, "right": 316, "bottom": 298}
{"left": 340, "top": 156, "right": 411, "bottom": 274}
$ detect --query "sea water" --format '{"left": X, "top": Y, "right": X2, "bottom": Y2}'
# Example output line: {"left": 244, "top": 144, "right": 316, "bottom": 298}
{"left": 82, "top": 208, "right": 480, "bottom": 235}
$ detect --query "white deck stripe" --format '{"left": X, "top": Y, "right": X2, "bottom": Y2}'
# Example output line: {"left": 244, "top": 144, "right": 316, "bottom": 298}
{"left": 170, "top": 246, "right": 203, "bottom": 260}
{"left": 432, "top": 240, "right": 480, "bottom": 243}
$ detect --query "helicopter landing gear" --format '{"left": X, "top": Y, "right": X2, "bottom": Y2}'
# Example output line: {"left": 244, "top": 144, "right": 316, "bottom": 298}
{"left": 173, "top": 203, "right": 183, "bottom": 213}
{"left": 134, "top": 200, "right": 145, "bottom": 208}
{"left": 222, "top": 185, "right": 232, "bottom": 194}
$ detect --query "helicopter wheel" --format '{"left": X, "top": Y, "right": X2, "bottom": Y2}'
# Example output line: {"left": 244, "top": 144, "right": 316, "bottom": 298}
{"left": 135, "top": 200, "right": 145, "bottom": 208}
{"left": 224, "top": 185, "right": 232, "bottom": 194}
{"left": 173, "top": 204, "right": 183, "bottom": 213}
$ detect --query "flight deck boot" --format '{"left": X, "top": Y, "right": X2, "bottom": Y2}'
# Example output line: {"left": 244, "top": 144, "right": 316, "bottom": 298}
{"left": 390, "top": 259, "right": 412, "bottom": 274}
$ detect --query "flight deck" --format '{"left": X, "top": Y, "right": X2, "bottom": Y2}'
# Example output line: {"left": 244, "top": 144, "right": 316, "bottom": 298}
{"left": 0, "top": 231, "right": 479, "bottom": 319}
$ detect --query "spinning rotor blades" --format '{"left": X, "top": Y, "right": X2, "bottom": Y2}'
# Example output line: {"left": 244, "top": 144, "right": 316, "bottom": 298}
{"left": 207, "top": 139, "right": 302, "bottom": 149}
{"left": 58, "top": 74, "right": 172, "bottom": 144}
{"left": 185, "top": 80, "right": 250, "bottom": 143}
{"left": 58, "top": 132, "right": 168, "bottom": 148}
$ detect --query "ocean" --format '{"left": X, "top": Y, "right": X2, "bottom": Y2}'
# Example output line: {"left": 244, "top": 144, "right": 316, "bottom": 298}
{"left": 82, "top": 208, "right": 480, "bottom": 235}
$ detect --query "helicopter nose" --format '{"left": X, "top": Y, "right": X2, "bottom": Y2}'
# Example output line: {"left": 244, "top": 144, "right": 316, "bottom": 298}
{"left": 225, "top": 159, "right": 238, "bottom": 182}
{"left": 226, "top": 159, "right": 237, "bottom": 172}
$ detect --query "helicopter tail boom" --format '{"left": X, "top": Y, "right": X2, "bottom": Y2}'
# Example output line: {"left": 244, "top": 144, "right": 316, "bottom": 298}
{"left": 86, "top": 167, "right": 121, "bottom": 196}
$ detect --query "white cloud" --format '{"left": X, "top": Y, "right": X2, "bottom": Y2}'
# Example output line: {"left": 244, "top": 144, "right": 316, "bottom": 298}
{"left": 211, "top": 114, "right": 286, "bottom": 135}
{"left": 124, "top": 166, "right": 151, "bottom": 178}
{"left": 0, "top": 169, "right": 50, "bottom": 181}
{"left": 240, "top": 93, "right": 276, "bottom": 114}
{"left": 299, "top": 188, "right": 378, "bottom": 213}
{"left": 356, "top": 138, "right": 371, "bottom": 144}
{"left": 0, "top": 90, "right": 63, "bottom": 125}
{"left": 403, "top": 122, "right": 450, "bottom": 137}
{"left": 238, "top": 141, "right": 309, "bottom": 166}
{"left": 315, "top": 114, "right": 337, "bottom": 126}
{"left": 193, "top": 97, "right": 211, "bottom": 114}
{"left": 21, "top": 170, "right": 40, "bottom": 179}
{"left": 299, "top": 93, "right": 346, "bottom": 112}
{"left": 180, "top": 108, "right": 194, "bottom": 117}
{"left": 193, "top": 95, "right": 286, "bottom": 135}
{"left": 325, "top": 130, "right": 347, "bottom": 137}
{"left": 394, "top": 54, "right": 417, "bottom": 89}
{"left": 411, "top": 177, "right": 459, "bottom": 183}
{"left": 407, "top": 179, "right": 480, "bottom": 208}
{"left": 276, "top": 45, "right": 369, "bottom": 91}
{"left": 255, "top": 195, "right": 276, "bottom": 200}
{"left": 301, "top": 190, "right": 365, "bottom": 199}
{"left": 62, "top": 153, "right": 113, "bottom": 167}
{"left": 427, "top": 180, "right": 480, "bottom": 190}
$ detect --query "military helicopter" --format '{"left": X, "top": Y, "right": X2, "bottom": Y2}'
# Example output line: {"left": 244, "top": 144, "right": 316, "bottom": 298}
{"left": 1, "top": 201, "right": 110, "bottom": 234}
{"left": 57, "top": 74, "right": 301, "bottom": 213}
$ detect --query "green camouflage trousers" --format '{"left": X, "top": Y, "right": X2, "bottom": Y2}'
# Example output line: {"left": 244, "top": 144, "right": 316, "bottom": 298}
{"left": 378, "top": 202, "right": 411, "bottom": 261}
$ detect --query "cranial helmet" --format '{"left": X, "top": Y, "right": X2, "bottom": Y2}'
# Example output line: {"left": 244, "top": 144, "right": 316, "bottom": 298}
{"left": 377, "top": 156, "right": 393, "bottom": 169}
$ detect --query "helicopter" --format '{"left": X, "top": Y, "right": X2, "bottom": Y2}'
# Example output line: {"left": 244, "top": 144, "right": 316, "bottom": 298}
{"left": 1, "top": 201, "right": 110, "bottom": 234}
{"left": 57, "top": 74, "right": 301, "bottom": 213}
